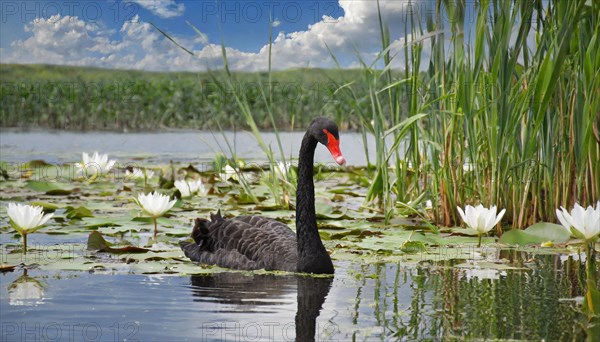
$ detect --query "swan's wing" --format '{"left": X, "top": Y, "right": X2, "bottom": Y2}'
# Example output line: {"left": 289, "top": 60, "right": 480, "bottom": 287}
{"left": 234, "top": 215, "right": 296, "bottom": 238}
{"left": 183, "top": 215, "right": 297, "bottom": 271}
{"left": 179, "top": 241, "right": 259, "bottom": 270}
{"left": 216, "top": 216, "right": 297, "bottom": 269}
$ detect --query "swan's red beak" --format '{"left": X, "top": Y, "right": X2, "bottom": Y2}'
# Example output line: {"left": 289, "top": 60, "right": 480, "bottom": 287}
{"left": 323, "top": 129, "right": 346, "bottom": 165}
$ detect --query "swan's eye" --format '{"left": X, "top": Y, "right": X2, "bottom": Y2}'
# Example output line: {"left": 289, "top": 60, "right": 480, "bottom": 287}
{"left": 322, "top": 129, "right": 346, "bottom": 165}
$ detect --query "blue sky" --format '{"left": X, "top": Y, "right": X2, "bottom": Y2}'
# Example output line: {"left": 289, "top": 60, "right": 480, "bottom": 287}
{"left": 0, "top": 1, "right": 474, "bottom": 71}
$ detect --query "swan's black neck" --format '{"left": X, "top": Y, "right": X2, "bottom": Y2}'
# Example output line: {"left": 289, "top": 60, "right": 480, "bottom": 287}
{"left": 296, "top": 132, "right": 334, "bottom": 274}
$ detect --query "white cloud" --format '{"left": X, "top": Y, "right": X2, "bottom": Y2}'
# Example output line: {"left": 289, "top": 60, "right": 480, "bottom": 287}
{"left": 2, "top": 1, "right": 436, "bottom": 71}
{"left": 129, "top": 0, "right": 185, "bottom": 19}
{"left": 7, "top": 15, "right": 125, "bottom": 66}
{"left": 256, "top": 0, "right": 432, "bottom": 70}
{"left": 4, "top": 14, "right": 205, "bottom": 71}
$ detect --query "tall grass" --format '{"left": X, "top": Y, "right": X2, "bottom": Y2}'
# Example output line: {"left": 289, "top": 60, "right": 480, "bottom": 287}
{"left": 429, "top": 0, "right": 599, "bottom": 228}
{"left": 331, "top": 0, "right": 599, "bottom": 228}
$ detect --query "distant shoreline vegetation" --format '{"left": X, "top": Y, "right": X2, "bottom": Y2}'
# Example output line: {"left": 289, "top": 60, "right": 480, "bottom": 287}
{"left": 0, "top": 63, "right": 385, "bottom": 131}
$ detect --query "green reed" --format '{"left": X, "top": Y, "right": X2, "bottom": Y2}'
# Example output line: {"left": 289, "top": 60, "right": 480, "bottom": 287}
{"left": 327, "top": 0, "right": 598, "bottom": 228}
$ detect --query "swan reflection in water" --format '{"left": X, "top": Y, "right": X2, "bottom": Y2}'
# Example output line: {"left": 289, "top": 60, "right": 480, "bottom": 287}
{"left": 187, "top": 273, "right": 336, "bottom": 341}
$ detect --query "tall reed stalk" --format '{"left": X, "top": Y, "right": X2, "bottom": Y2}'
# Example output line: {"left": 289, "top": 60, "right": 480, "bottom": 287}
{"left": 331, "top": 0, "right": 598, "bottom": 228}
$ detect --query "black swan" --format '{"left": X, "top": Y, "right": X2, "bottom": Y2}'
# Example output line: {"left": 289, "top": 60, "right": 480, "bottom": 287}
{"left": 180, "top": 117, "right": 345, "bottom": 274}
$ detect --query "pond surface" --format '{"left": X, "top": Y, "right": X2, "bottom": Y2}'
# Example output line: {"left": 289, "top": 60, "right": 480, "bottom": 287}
{"left": 0, "top": 254, "right": 586, "bottom": 341}
{"left": 0, "top": 130, "right": 593, "bottom": 341}
{"left": 0, "top": 130, "right": 385, "bottom": 166}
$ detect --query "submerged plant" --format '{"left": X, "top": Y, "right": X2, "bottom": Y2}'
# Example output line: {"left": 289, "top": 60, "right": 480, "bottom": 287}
{"left": 6, "top": 203, "right": 54, "bottom": 255}
{"left": 457, "top": 204, "right": 506, "bottom": 247}
{"left": 75, "top": 152, "right": 116, "bottom": 180}
{"left": 134, "top": 192, "right": 176, "bottom": 239}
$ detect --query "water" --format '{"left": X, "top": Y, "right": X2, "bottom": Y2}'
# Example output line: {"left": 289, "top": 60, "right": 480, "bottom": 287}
{"left": 0, "top": 256, "right": 586, "bottom": 341}
{"left": 0, "top": 130, "right": 383, "bottom": 166}
{"left": 0, "top": 131, "right": 589, "bottom": 340}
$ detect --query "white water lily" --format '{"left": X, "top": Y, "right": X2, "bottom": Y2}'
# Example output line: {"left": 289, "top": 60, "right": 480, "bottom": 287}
{"left": 555, "top": 201, "right": 600, "bottom": 241}
{"left": 188, "top": 179, "right": 206, "bottom": 194}
{"left": 136, "top": 191, "right": 176, "bottom": 218}
{"left": 76, "top": 152, "right": 116, "bottom": 178}
{"left": 457, "top": 204, "right": 506, "bottom": 247}
{"left": 220, "top": 165, "right": 238, "bottom": 181}
{"left": 6, "top": 203, "right": 54, "bottom": 254}
{"left": 174, "top": 180, "right": 192, "bottom": 197}
{"left": 126, "top": 168, "right": 154, "bottom": 180}
{"left": 175, "top": 179, "right": 206, "bottom": 198}
{"left": 135, "top": 191, "right": 176, "bottom": 239}
{"left": 274, "top": 161, "right": 292, "bottom": 179}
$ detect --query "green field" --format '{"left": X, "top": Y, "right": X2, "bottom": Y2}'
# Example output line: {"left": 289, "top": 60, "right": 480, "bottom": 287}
{"left": 0, "top": 63, "right": 368, "bottom": 131}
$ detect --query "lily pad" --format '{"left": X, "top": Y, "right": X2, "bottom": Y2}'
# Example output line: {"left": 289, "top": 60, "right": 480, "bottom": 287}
{"left": 26, "top": 181, "right": 73, "bottom": 195}
{"left": 0, "top": 264, "right": 17, "bottom": 272}
{"left": 131, "top": 217, "right": 176, "bottom": 227}
{"left": 316, "top": 203, "right": 347, "bottom": 219}
{"left": 318, "top": 220, "right": 376, "bottom": 230}
{"left": 87, "top": 231, "right": 150, "bottom": 254}
{"left": 400, "top": 241, "right": 427, "bottom": 254}
{"left": 65, "top": 206, "right": 94, "bottom": 220}
{"left": 82, "top": 216, "right": 134, "bottom": 228}
{"left": 500, "top": 223, "right": 570, "bottom": 245}
{"left": 30, "top": 201, "right": 62, "bottom": 211}
{"left": 499, "top": 230, "right": 544, "bottom": 245}
{"left": 523, "top": 222, "right": 570, "bottom": 243}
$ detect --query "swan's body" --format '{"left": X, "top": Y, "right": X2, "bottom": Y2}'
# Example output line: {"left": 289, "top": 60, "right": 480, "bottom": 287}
{"left": 180, "top": 117, "right": 345, "bottom": 274}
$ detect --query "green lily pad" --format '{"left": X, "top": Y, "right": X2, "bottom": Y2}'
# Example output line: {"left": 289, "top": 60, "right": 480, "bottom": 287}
{"left": 329, "top": 229, "right": 366, "bottom": 240}
{"left": 24, "top": 159, "right": 51, "bottom": 168}
{"left": 131, "top": 217, "right": 176, "bottom": 227}
{"left": 87, "top": 231, "right": 151, "bottom": 254}
{"left": 524, "top": 222, "right": 570, "bottom": 243}
{"left": 316, "top": 203, "right": 347, "bottom": 219}
{"left": 500, "top": 223, "right": 571, "bottom": 245}
{"left": 65, "top": 206, "right": 94, "bottom": 220}
{"left": 499, "top": 230, "right": 544, "bottom": 245}
{"left": 30, "top": 201, "right": 62, "bottom": 211}
{"left": 82, "top": 216, "right": 134, "bottom": 228}
{"left": 98, "top": 226, "right": 140, "bottom": 235}
{"left": 318, "top": 219, "right": 378, "bottom": 230}
{"left": 26, "top": 181, "right": 73, "bottom": 195}
{"left": 342, "top": 209, "right": 378, "bottom": 220}
{"left": 400, "top": 240, "right": 427, "bottom": 254}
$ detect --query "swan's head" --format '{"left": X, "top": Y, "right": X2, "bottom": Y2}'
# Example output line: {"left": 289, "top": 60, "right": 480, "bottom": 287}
{"left": 310, "top": 117, "right": 346, "bottom": 166}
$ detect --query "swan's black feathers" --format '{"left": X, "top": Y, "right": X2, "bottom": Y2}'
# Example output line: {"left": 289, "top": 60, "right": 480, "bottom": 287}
{"left": 179, "top": 241, "right": 259, "bottom": 270}
{"left": 180, "top": 117, "right": 339, "bottom": 274}
{"left": 180, "top": 214, "right": 298, "bottom": 272}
